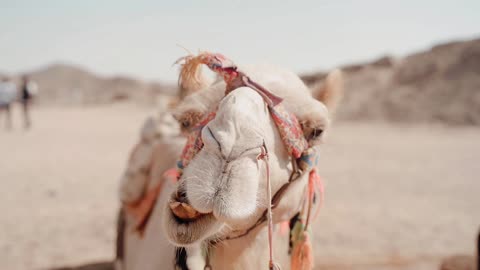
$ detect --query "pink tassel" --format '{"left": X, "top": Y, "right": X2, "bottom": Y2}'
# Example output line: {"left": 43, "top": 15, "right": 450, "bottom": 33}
{"left": 313, "top": 170, "right": 324, "bottom": 205}
{"left": 290, "top": 232, "right": 314, "bottom": 270}
{"left": 310, "top": 169, "right": 324, "bottom": 221}
{"left": 289, "top": 170, "right": 316, "bottom": 270}
{"left": 308, "top": 171, "right": 315, "bottom": 201}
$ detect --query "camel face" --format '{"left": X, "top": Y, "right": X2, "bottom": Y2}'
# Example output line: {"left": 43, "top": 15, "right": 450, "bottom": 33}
{"left": 164, "top": 86, "right": 290, "bottom": 246}
{"left": 163, "top": 64, "right": 343, "bottom": 249}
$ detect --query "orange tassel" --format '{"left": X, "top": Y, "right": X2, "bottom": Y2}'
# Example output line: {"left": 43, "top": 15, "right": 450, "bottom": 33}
{"left": 290, "top": 231, "right": 314, "bottom": 270}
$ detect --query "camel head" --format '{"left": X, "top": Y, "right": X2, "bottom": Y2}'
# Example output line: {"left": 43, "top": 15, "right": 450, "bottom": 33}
{"left": 164, "top": 64, "right": 343, "bottom": 247}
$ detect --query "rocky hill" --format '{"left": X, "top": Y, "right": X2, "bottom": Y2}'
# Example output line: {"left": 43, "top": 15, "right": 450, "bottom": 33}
{"left": 302, "top": 38, "right": 480, "bottom": 125}
{"left": 25, "top": 63, "right": 176, "bottom": 105}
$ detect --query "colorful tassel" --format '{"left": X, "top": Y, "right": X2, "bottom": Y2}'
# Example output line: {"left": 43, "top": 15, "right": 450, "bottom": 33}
{"left": 290, "top": 231, "right": 314, "bottom": 270}
{"left": 290, "top": 172, "right": 316, "bottom": 270}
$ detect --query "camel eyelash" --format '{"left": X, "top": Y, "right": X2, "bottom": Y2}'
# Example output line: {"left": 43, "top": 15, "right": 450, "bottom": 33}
{"left": 308, "top": 128, "right": 323, "bottom": 141}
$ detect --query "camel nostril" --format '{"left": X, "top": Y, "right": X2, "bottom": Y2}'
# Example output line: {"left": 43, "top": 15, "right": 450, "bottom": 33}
{"left": 175, "top": 186, "right": 189, "bottom": 203}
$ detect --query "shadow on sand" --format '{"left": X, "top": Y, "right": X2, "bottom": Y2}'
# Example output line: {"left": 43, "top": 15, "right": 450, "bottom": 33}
{"left": 47, "top": 261, "right": 114, "bottom": 270}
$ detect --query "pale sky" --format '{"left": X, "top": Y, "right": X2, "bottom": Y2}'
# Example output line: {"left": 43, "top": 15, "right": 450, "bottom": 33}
{"left": 0, "top": 0, "right": 479, "bottom": 82}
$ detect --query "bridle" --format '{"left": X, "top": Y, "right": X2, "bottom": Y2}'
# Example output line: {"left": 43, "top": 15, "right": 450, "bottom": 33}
{"left": 173, "top": 52, "right": 323, "bottom": 270}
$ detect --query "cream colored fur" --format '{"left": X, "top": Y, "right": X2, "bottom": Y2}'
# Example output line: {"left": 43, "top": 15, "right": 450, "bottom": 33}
{"left": 118, "top": 64, "right": 342, "bottom": 270}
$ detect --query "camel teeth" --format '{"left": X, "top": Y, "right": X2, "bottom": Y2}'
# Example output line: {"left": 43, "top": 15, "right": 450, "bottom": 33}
{"left": 170, "top": 201, "right": 202, "bottom": 220}
{"left": 169, "top": 201, "right": 180, "bottom": 208}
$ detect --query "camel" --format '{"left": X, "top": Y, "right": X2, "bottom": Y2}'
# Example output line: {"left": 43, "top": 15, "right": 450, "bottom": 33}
{"left": 117, "top": 54, "right": 343, "bottom": 270}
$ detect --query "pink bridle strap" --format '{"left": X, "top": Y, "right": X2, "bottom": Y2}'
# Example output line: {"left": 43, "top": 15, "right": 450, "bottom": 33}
{"left": 177, "top": 111, "right": 216, "bottom": 171}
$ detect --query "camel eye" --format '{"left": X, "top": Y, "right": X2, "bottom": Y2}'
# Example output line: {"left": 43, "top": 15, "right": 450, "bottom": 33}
{"left": 181, "top": 120, "right": 190, "bottom": 129}
{"left": 308, "top": 128, "right": 323, "bottom": 141}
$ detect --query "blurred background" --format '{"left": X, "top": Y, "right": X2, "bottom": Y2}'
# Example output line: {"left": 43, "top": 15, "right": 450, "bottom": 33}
{"left": 1, "top": 1, "right": 479, "bottom": 269}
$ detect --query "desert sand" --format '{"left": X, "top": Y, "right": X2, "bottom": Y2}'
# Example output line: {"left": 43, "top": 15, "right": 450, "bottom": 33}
{"left": 1, "top": 103, "right": 479, "bottom": 270}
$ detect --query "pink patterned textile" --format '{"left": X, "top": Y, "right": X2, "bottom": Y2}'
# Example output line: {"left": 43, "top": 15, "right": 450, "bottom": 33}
{"left": 177, "top": 111, "right": 216, "bottom": 171}
{"left": 269, "top": 104, "right": 308, "bottom": 159}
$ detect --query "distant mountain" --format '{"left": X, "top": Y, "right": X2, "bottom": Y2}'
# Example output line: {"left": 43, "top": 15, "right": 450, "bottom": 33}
{"left": 26, "top": 63, "right": 176, "bottom": 105}
{"left": 302, "top": 38, "right": 480, "bottom": 125}
{"left": 6, "top": 38, "right": 480, "bottom": 124}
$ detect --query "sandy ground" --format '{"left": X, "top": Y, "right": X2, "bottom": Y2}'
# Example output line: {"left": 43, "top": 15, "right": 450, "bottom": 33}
{"left": 0, "top": 103, "right": 479, "bottom": 270}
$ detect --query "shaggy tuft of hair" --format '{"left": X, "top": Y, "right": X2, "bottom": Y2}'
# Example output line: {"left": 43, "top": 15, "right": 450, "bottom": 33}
{"left": 176, "top": 53, "right": 214, "bottom": 98}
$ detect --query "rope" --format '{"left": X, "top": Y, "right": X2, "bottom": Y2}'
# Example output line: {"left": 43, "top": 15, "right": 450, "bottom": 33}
{"left": 257, "top": 144, "right": 280, "bottom": 270}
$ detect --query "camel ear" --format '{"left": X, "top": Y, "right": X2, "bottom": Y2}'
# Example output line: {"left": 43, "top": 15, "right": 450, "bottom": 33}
{"left": 311, "top": 69, "right": 343, "bottom": 116}
{"left": 300, "top": 69, "right": 343, "bottom": 145}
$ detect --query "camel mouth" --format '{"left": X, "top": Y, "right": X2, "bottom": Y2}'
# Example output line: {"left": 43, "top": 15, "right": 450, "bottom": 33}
{"left": 169, "top": 200, "right": 206, "bottom": 222}
{"left": 163, "top": 191, "right": 223, "bottom": 246}
{"left": 169, "top": 187, "right": 209, "bottom": 222}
